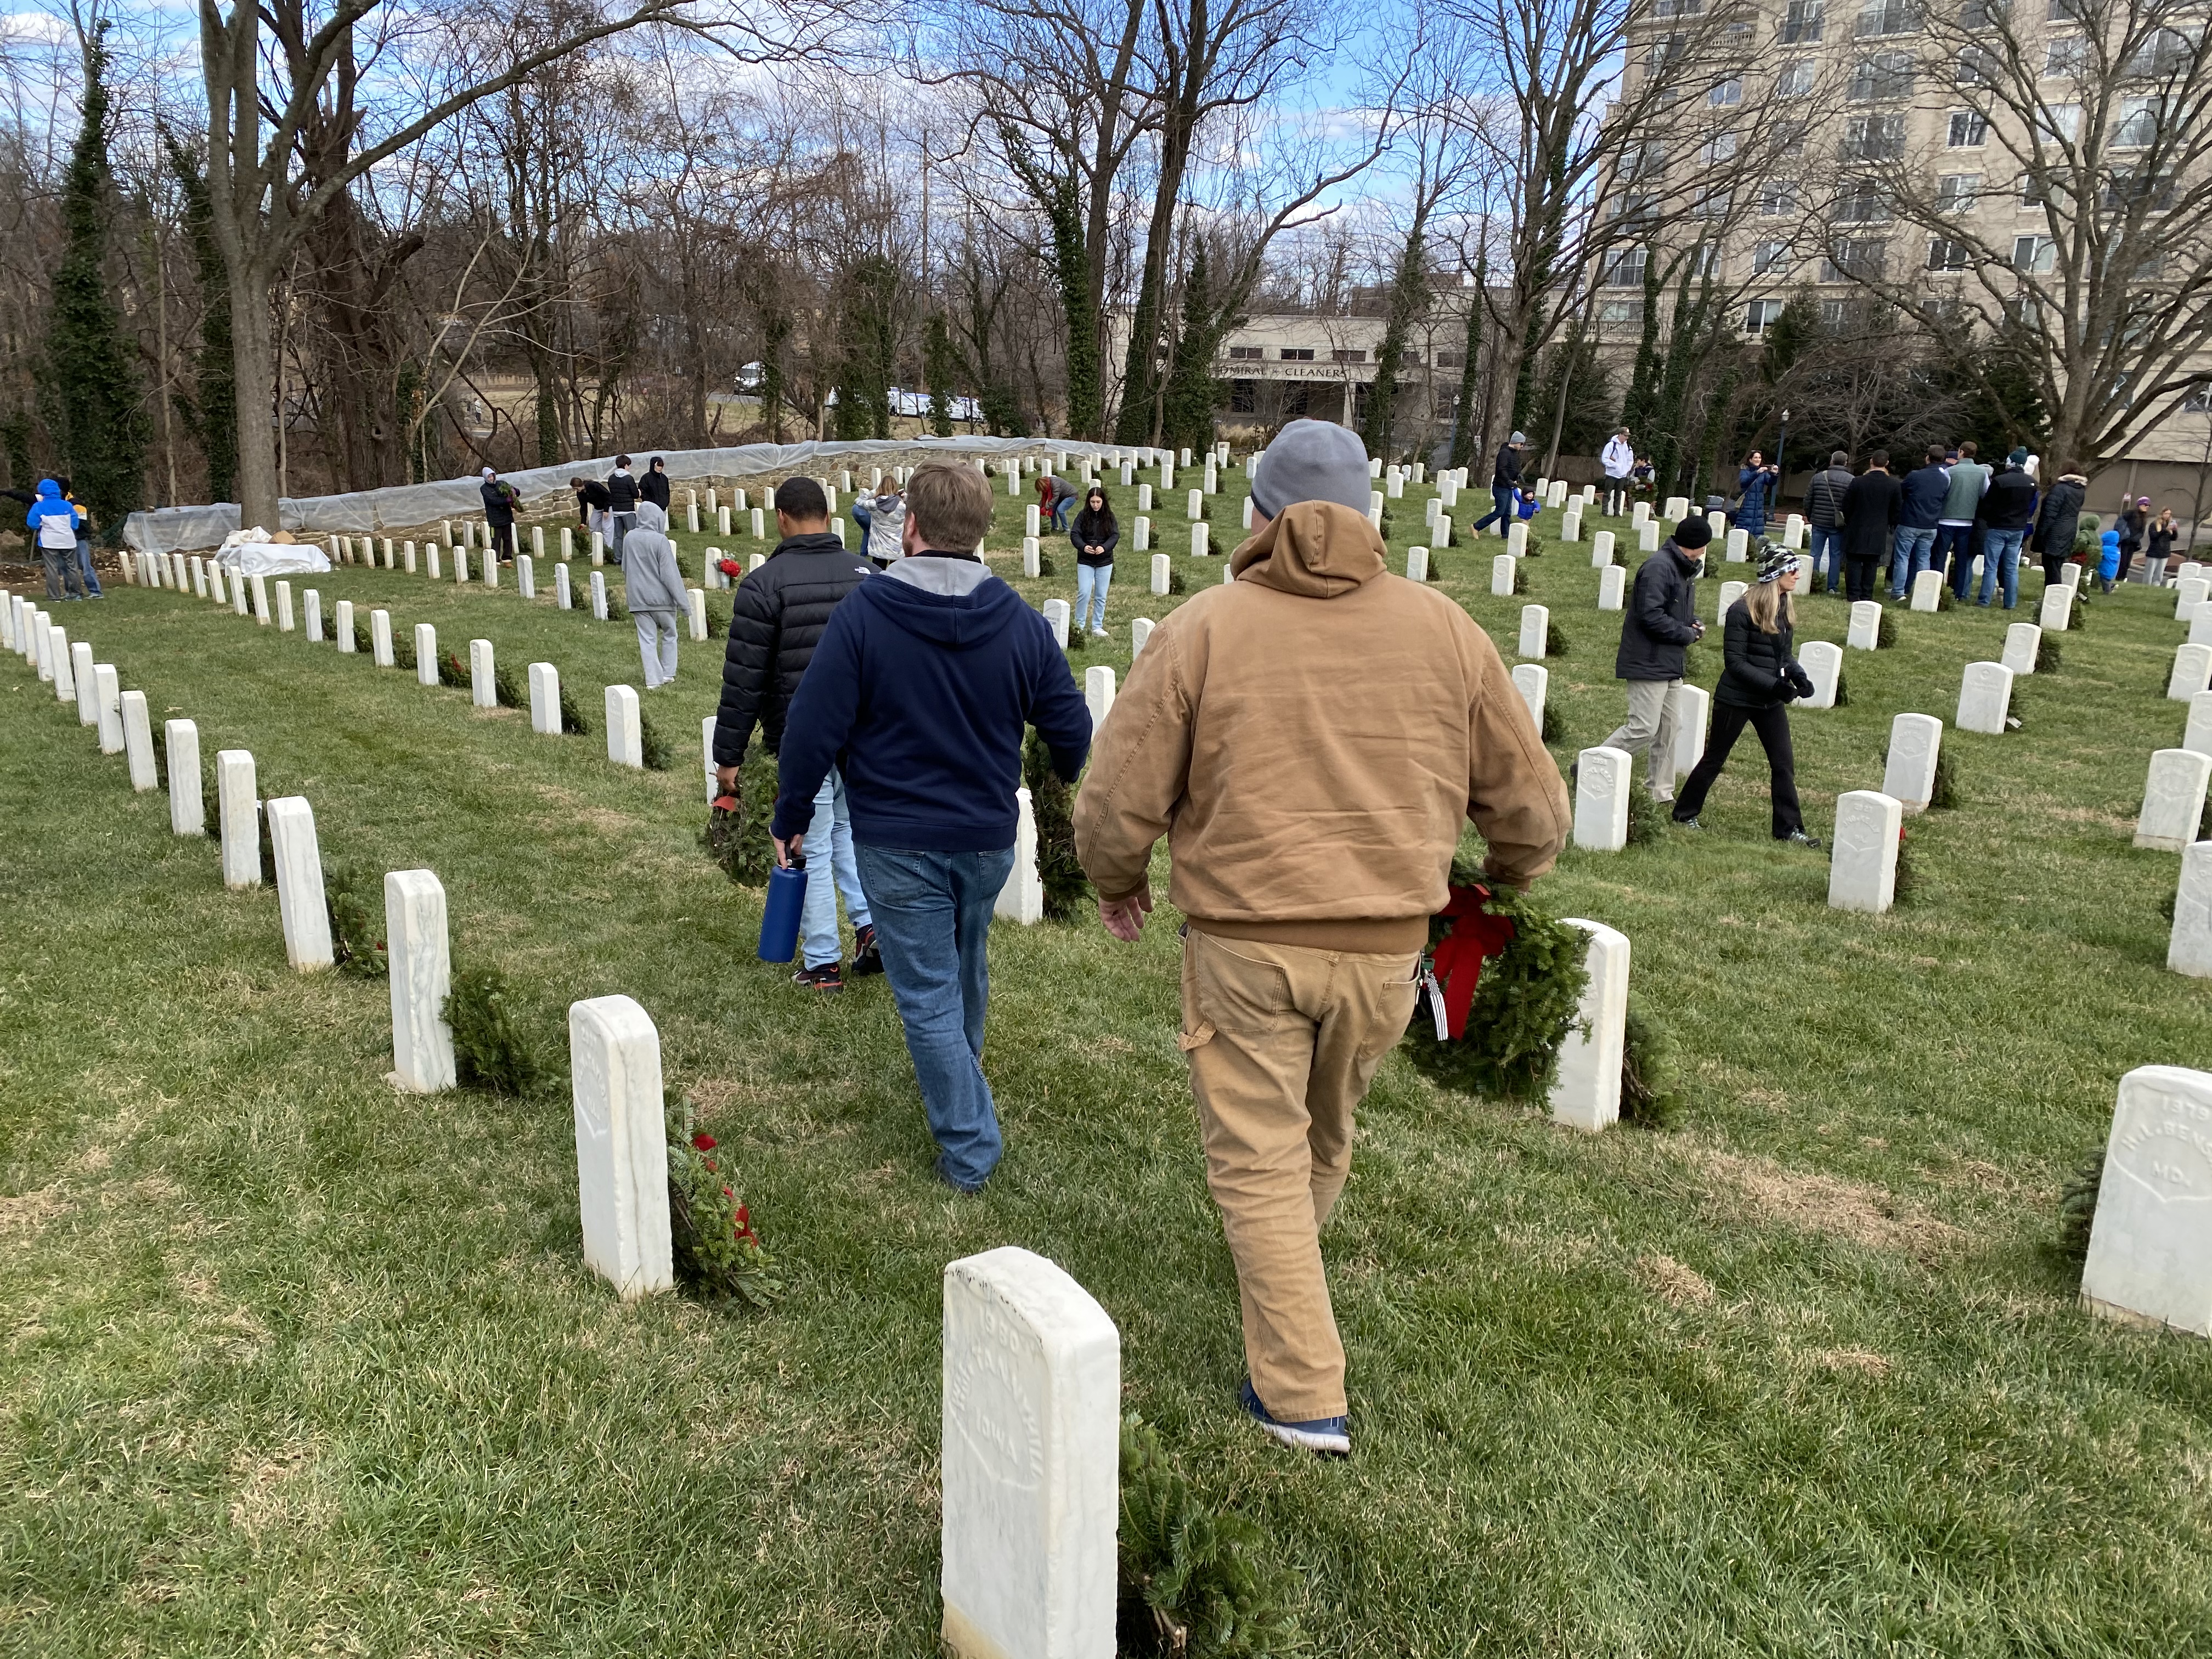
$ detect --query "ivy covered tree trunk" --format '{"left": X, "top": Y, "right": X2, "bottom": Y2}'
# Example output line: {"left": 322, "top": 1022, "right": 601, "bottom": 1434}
{"left": 1618, "top": 258, "right": 1664, "bottom": 439}
{"left": 1362, "top": 222, "right": 1427, "bottom": 462}
{"left": 924, "top": 314, "right": 958, "bottom": 437}
{"left": 47, "top": 22, "right": 146, "bottom": 532}
{"left": 166, "top": 134, "right": 238, "bottom": 505}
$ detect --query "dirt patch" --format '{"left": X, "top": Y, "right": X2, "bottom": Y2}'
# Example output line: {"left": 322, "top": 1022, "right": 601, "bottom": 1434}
{"left": 0, "top": 1182, "right": 67, "bottom": 1235}
{"left": 1693, "top": 1146, "right": 1967, "bottom": 1262}
{"left": 227, "top": 1440, "right": 329, "bottom": 1539}
{"left": 1635, "top": 1252, "right": 1716, "bottom": 1308}
{"left": 1806, "top": 1346, "right": 1891, "bottom": 1375}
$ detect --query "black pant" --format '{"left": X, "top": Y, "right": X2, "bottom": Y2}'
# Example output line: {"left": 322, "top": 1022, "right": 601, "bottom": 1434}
{"left": 1844, "top": 554, "right": 1882, "bottom": 601}
{"left": 1671, "top": 702, "right": 1803, "bottom": 838}
{"left": 2041, "top": 551, "right": 2066, "bottom": 586}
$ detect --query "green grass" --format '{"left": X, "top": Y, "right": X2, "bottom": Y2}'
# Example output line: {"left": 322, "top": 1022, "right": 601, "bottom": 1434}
{"left": 4, "top": 469, "right": 2212, "bottom": 1656}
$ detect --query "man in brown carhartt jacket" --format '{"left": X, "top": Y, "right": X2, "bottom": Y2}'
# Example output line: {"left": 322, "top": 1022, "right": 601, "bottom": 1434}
{"left": 1075, "top": 420, "right": 1570, "bottom": 1455}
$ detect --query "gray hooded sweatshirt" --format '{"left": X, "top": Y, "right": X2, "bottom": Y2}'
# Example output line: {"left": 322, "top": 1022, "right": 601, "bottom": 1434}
{"left": 623, "top": 501, "right": 686, "bottom": 617}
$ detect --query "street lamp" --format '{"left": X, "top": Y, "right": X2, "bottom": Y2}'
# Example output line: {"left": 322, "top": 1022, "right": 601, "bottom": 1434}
{"left": 1776, "top": 407, "right": 1791, "bottom": 517}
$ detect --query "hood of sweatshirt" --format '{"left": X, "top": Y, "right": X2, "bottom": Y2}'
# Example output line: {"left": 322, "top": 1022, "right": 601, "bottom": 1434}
{"left": 1229, "top": 500, "right": 1385, "bottom": 597}
{"left": 34, "top": 479, "right": 59, "bottom": 502}
{"left": 635, "top": 500, "right": 667, "bottom": 533}
{"left": 862, "top": 555, "right": 1025, "bottom": 649}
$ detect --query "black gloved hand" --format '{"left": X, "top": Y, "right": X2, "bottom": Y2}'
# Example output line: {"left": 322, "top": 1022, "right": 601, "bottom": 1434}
{"left": 1785, "top": 665, "right": 1814, "bottom": 699}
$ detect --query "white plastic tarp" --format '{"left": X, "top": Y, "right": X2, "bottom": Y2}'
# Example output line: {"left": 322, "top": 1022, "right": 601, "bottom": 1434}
{"left": 124, "top": 436, "right": 1146, "bottom": 554}
{"left": 214, "top": 529, "right": 331, "bottom": 575}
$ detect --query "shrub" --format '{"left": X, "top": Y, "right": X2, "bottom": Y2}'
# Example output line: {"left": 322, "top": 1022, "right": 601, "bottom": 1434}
{"left": 1168, "top": 564, "right": 1187, "bottom": 595}
{"left": 351, "top": 617, "right": 373, "bottom": 655}
{"left": 1118, "top": 1415, "right": 1299, "bottom": 1658}
{"left": 443, "top": 966, "right": 541, "bottom": 1096}
{"left": 606, "top": 590, "right": 629, "bottom": 623}
{"left": 325, "top": 863, "right": 388, "bottom": 978}
{"left": 391, "top": 625, "right": 416, "bottom": 671}
{"left": 1540, "top": 702, "right": 1562, "bottom": 745}
{"left": 1023, "top": 729, "right": 1089, "bottom": 921}
{"left": 1832, "top": 665, "right": 1851, "bottom": 707}
{"left": 1512, "top": 563, "right": 1529, "bottom": 596}
{"left": 1425, "top": 554, "right": 1444, "bottom": 583}
{"left": 638, "top": 702, "right": 672, "bottom": 771}
{"left": 439, "top": 649, "right": 470, "bottom": 690}
{"left": 1619, "top": 1001, "right": 1684, "bottom": 1128}
{"left": 1402, "top": 864, "right": 1591, "bottom": 1102}
{"left": 1036, "top": 549, "right": 1057, "bottom": 577}
{"left": 666, "top": 1121, "right": 786, "bottom": 1308}
{"left": 2056, "top": 1149, "right": 2103, "bottom": 1267}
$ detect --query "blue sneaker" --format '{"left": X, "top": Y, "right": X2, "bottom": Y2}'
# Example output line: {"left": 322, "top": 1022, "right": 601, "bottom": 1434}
{"left": 1239, "top": 1379, "right": 1349, "bottom": 1457}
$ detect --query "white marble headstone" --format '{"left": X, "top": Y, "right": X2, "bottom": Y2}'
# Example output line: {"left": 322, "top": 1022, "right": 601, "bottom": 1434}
{"left": 1883, "top": 712, "right": 1942, "bottom": 814}
{"left": 606, "top": 685, "right": 643, "bottom": 768}
{"left": 93, "top": 664, "right": 122, "bottom": 753}
{"left": 70, "top": 642, "right": 95, "bottom": 725}
{"left": 993, "top": 788, "right": 1045, "bottom": 925}
{"left": 1150, "top": 554, "right": 1171, "bottom": 596}
{"left": 940, "top": 1246, "right": 1119, "bottom": 1659}
{"left": 1598, "top": 565, "right": 1626, "bottom": 610}
{"left": 1827, "top": 789, "right": 1901, "bottom": 913}
{"left": 2170, "top": 643, "right": 2212, "bottom": 702}
{"left": 2080, "top": 1065, "right": 2212, "bottom": 1336}
{"left": 2185, "top": 690, "right": 2212, "bottom": 759}
{"left": 2002, "top": 621, "right": 2041, "bottom": 675}
{"left": 1548, "top": 919, "right": 1629, "bottom": 1132}
{"left": 1956, "top": 661, "right": 2013, "bottom": 735}
{"left": 1491, "top": 554, "right": 1516, "bottom": 597}
{"left": 413, "top": 624, "right": 438, "bottom": 686}
{"left": 1670, "top": 682, "right": 1709, "bottom": 777}
{"left": 304, "top": 589, "right": 324, "bottom": 642}
{"left": 2169, "top": 842, "right": 2212, "bottom": 977}
{"left": 265, "top": 797, "right": 334, "bottom": 971}
{"left": 2134, "top": 749, "right": 2212, "bottom": 851}
{"left": 1084, "top": 665, "right": 1115, "bottom": 734}
{"left": 386, "top": 869, "right": 455, "bottom": 1092}
{"left": 567, "top": 994, "right": 674, "bottom": 1299}
{"left": 1572, "top": 745, "right": 1632, "bottom": 852}
{"left": 1847, "top": 600, "right": 1882, "bottom": 650}
{"left": 1042, "top": 599, "right": 1070, "bottom": 648}
{"left": 335, "top": 599, "right": 356, "bottom": 653}
{"left": 217, "top": 758, "right": 258, "bottom": 888}
{"left": 1910, "top": 568, "right": 1942, "bottom": 612}
{"left": 166, "top": 719, "right": 202, "bottom": 835}
{"left": 1511, "top": 662, "right": 1547, "bottom": 730}
{"left": 1799, "top": 640, "right": 1843, "bottom": 709}
{"left": 530, "top": 663, "right": 561, "bottom": 735}
{"left": 120, "top": 691, "right": 156, "bottom": 791}
{"left": 2040, "top": 583, "right": 2074, "bottom": 633}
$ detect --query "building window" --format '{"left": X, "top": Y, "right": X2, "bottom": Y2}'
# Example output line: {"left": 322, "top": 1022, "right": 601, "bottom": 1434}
{"left": 1280, "top": 383, "right": 1311, "bottom": 419}
{"left": 1652, "top": 0, "right": 1704, "bottom": 14}
{"left": 1847, "top": 52, "right": 1915, "bottom": 100}
{"left": 1701, "top": 131, "right": 1739, "bottom": 163}
{"left": 2046, "top": 0, "right": 2081, "bottom": 18}
{"left": 2012, "top": 234, "right": 2056, "bottom": 273}
{"left": 1434, "top": 351, "right": 1465, "bottom": 369}
{"left": 1927, "top": 236, "right": 1974, "bottom": 270}
{"left": 1822, "top": 237, "right": 1888, "bottom": 279}
{"left": 1957, "top": 44, "right": 1999, "bottom": 84}
{"left": 1645, "top": 33, "right": 1687, "bottom": 75}
{"left": 1775, "top": 120, "right": 1808, "bottom": 156}
{"left": 2113, "top": 96, "right": 2168, "bottom": 147}
{"left": 2183, "top": 382, "right": 2212, "bottom": 413}
{"left": 2036, "top": 104, "right": 2083, "bottom": 143}
{"left": 1855, "top": 0, "right": 1916, "bottom": 34}
{"left": 1833, "top": 179, "right": 1892, "bottom": 221}
{"left": 1623, "top": 140, "right": 1668, "bottom": 177}
{"left": 1226, "top": 345, "right": 1262, "bottom": 360}
{"left": 1228, "top": 379, "right": 1256, "bottom": 414}
{"left": 1778, "top": 60, "right": 1816, "bottom": 96}
{"left": 1754, "top": 239, "right": 1793, "bottom": 274}
{"left": 1936, "top": 172, "right": 1980, "bottom": 211}
{"left": 1279, "top": 347, "right": 1316, "bottom": 361}
{"left": 2042, "top": 35, "right": 2085, "bottom": 76}
{"left": 2104, "top": 168, "right": 2175, "bottom": 211}
{"left": 1782, "top": 0, "right": 1824, "bottom": 42}
{"left": 1598, "top": 300, "right": 1638, "bottom": 324}
{"left": 1692, "top": 187, "right": 1734, "bottom": 218}
{"left": 1957, "top": 0, "right": 2002, "bottom": 22}
{"left": 1844, "top": 114, "right": 1907, "bottom": 158}
{"left": 1947, "top": 109, "right": 1989, "bottom": 146}
{"left": 2020, "top": 170, "right": 2048, "bottom": 206}
{"left": 1745, "top": 298, "right": 1787, "bottom": 334}
{"left": 1760, "top": 178, "right": 1801, "bottom": 215}
{"left": 1820, "top": 298, "right": 1849, "bottom": 325}
{"left": 1611, "top": 191, "right": 1660, "bottom": 227}
{"left": 1601, "top": 246, "right": 1650, "bottom": 286}
{"left": 1692, "top": 241, "right": 1720, "bottom": 276}
{"left": 1331, "top": 348, "right": 1365, "bottom": 363}
{"left": 1710, "top": 76, "right": 1743, "bottom": 105}
{"left": 2126, "top": 26, "right": 2192, "bottom": 77}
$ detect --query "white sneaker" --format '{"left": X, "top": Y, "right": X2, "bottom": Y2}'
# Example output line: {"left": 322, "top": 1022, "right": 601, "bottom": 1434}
{"left": 1090, "top": 628, "right": 1108, "bottom": 638}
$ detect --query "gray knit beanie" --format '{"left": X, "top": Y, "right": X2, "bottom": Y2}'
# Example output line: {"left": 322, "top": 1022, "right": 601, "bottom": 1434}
{"left": 1251, "top": 419, "right": 1374, "bottom": 520}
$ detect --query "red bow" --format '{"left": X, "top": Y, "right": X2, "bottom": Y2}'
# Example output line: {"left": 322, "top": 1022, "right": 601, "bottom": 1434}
{"left": 1430, "top": 883, "right": 1516, "bottom": 1041}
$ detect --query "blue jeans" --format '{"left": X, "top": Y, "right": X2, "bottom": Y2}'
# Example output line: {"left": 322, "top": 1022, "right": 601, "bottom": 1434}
{"left": 801, "top": 769, "right": 872, "bottom": 969}
{"left": 1471, "top": 484, "right": 1515, "bottom": 533}
{"left": 610, "top": 511, "right": 635, "bottom": 564}
{"left": 851, "top": 842, "right": 1018, "bottom": 1189}
{"left": 1936, "top": 523, "right": 1975, "bottom": 594}
{"left": 1049, "top": 497, "right": 1073, "bottom": 532}
{"left": 1889, "top": 526, "right": 1936, "bottom": 596}
{"left": 1808, "top": 525, "right": 1844, "bottom": 592}
{"left": 76, "top": 538, "right": 101, "bottom": 596}
{"left": 1076, "top": 561, "right": 1113, "bottom": 631}
{"left": 1977, "top": 527, "right": 2025, "bottom": 608}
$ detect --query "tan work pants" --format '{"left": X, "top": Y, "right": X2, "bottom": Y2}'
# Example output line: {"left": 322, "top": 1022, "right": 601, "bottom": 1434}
{"left": 1179, "top": 929, "right": 1424, "bottom": 1420}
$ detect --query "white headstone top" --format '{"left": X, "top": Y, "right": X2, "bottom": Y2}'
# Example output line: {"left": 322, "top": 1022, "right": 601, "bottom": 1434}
{"left": 166, "top": 719, "right": 204, "bottom": 836}
{"left": 1511, "top": 662, "right": 1547, "bottom": 730}
{"left": 993, "top": 788, "right": 1045, "bottom": 925}
{"left": 1598, "top": 565, "right": 1626, "bottom": 611}
{"left": 940, "top": 1246, "right": 1120, "bottom": 1659}
{"left": 2170, "top": 643, "right": 2212, "bottom": 703}
{"left": 1491, "top": 554, "right": 1516, "bottom": 597}
{"left": 2080, "top": 1065, "right": 2212, "bottom": 1336}
{"left": 1518, "top": 603, "right": 1549, "bottom": 659}
{"left": 2169, "top": 843, "right": 2212, "bottom": 978}
{"left": 2001, "top": 622, "right": 2041, "bottom": 675}
{"left": 1847, "top": 600, "right": 1882, "bottom": 650}
{"left": 2185, "top": 690, "right": 2212, "bottom": 759}
{"left": 606, "top": 685, "right": 644, "bottom": 768}
{"left": 387, "top": 870, "right": 456, "bottom": 1092}
{"left": 1573, "top": 746, "right": 1632, "bottom": 852}
{"left": 2134, "top": 749, "right": 2212, "bottom": 851}
{"left": 1828, "top": 790, "right": 1901, "bottom": 913}
{"left": 1956, "top": 661, "right": 2013, "bottom": 735}
{"left": 1549, "top": 920, "right": 1630, "bottom": 1132}
{"left": 266, "top": 797, "right": 335, "bottom": 972}
{"left": 1882, "top": 712, "right": 1943, "bottom": 814}
{"left": 567, "top": 994, "right": 674, "bottom": 1300}
{"left": 1799, "top": 640, "right": 1843, "bottom": 710}
{"left": 1910, "top": 568, "right": 1943, "bottom": 612}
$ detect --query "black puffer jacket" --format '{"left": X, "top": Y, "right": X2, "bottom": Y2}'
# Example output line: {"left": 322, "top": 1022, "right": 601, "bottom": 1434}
{"left": 711, "top": 532, "right": 876, "bottom": 763}
{"left": 2031, "top": 473, "right": 2087, "bottom": 555}
{"left": 641, "top": 467, "right": 672, "bottom": 511}
{"left": 1714, "top": 597, "right": 1808, "bottom": 709}
{"left": 1615, "top": 541, "right": 1703, "bottom": 680}
{"left": 607, "top": 469, "right": 639, "bottom": 512}
{"left": 1977, "top": 466, "right": 2036, "bottom": 530}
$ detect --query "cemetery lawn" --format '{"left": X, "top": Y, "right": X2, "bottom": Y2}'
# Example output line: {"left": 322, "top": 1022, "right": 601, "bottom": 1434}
{"left": 5, "top": 479, "right": 2211, "bottom": 1657}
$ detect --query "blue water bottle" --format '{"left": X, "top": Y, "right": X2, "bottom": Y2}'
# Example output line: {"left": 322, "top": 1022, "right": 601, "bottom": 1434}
{"left": 758, "top": 856, "right": 809, "bottom": 963}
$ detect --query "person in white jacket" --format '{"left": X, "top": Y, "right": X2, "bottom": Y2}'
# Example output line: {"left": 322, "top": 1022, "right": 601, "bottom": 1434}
{"left": 621, "top": 500, "right": 688, "bottom": 688}
{"left": 1601, "top": 428, "right": 1635, "bottom": 517}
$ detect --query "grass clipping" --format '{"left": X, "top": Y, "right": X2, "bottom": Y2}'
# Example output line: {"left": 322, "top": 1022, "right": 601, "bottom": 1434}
{"left": 1402, "top": 862, "right": 1590, "bottom": 1103}
{"left": 1118, "top": 1415, "right": 1299, "bottom": 1657}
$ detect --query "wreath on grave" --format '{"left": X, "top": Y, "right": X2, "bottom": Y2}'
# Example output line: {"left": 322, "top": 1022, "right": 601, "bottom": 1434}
{"left": 494, "top": 661, "right": 523, "bottom": 709}
{"left": 1929, "top": 745, "right": 1958, "bottom": 809}
{"left": 666, "top": 1111, "right": 785, "bottom": 1308}
{"left": 704, "top": 735, "right": 777, "bottom": 885}
{"left": 1619, "top": 999, "right": 1685, "bottom": 1128}
{"left": 1544, "top": 622, "right": 1568, "bottom": 658}
{"left": 439, "top": 650, "right": 470, "bottom": 690}
{"left": 1540, "top": 702, "right": 1563, "bottom": 745}
{"left": 1511, "top": 564, "right": 1529, "bottom": 596}
{"left": 325, "top": 864, "right": 388, "bottom": 978}
{"left": 1832, "top": 665, "right": 1852, "bottom": 707}
{"left": 558, "top": 681, "right": 591, "bottom": 735}
{"left": 2036, "top": 635, "right": 2062, "bottom": 673}
{"left": 1876, "top": 608, "right": 1898, "bottom": 649}
{"left": 1168, "top": 565, "right": 1187, "bottom": 595}
{"left": 1117, "top": 1414, "right": 1299, "bottom": 1657}
{"left": 1400, "top": 861, "right": 1591, "bottom": 1102}
{"left": 2056, "top": 1148, "right": 2102, "bottom": 1268}
{"left": 637, "top": 703, "right": 672, "bottom": 771}
{"left": 1624, "top": 783, "right": 1665, "bottom": 847}
{"left": 1023, "top": 729, "right": 1089, "bottom": 921}
{"left": 1891, "top": 823, "right": 1920, "bottom": 904}
{"left": 443, "top": 966, "right": 543, "bottom": 1096}
{"left": 391, "top": 627, "right": 416, "bottom": 672}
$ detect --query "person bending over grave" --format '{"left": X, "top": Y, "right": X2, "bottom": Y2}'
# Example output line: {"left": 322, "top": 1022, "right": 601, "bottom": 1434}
{"left": 479, "top": 468, "right": 519, "bottom": 562}
{"left": 622, "top": 501, "right": 689, "bottom": 691}
{"left": 572, "top": 475, "right": 611, "bottom": 545}
{"left": 714, "top": 476, "right": 882, "bottom": 990}
{"left": 771, "top": 463, "right": 1090, "bottom": 1191}
{"left": 1669, "top": 541, "right": 1821, "bottom": 848}
{"left": 1073, "top": 418, "right": 1571, "bottom": 1458}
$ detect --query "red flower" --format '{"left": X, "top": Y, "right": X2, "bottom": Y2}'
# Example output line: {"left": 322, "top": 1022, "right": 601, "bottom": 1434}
{"left": 691, "top": 1132, "right": 717, "bottom": 1150}
{"left": 717, "top": 558, "right": 742, "bottom": 578}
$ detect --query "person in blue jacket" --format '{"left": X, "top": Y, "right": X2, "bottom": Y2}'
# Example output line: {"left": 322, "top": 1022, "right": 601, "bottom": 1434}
{"left": 27, "top": 478, "right": 86, "bottom": 601}
{"left": 771, "top": 462, "right": 1092, "bottom": 1192}
{"left": 2096, "top": 518, "right": 2121, "bottom": 592}
{"left": 1735, "top": 451, "right": 1780, "bottom": 537}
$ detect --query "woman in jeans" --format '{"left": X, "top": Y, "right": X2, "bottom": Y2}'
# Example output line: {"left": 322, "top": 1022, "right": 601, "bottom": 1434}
{"left": 1672, "top": 541, "right": 1821, "bottom": 848}
{"left": 1070, "top": 486, "right": 1118, "bottom": 637}
{"left": 2148, "top": 507, "right": 2181, "bottom": 585}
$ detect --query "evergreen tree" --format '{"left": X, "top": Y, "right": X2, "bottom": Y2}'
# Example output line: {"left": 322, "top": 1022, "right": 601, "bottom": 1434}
{"left": 1618, "top": 257, "right": 1665, "bottom": 436}
{"left": 1362, "top": 223, "right": 1427, "bottom": 460}
{"left": 163, "top": 132, "right": 236, "bottom": 504}
{"left": 924, "top": 314, "right": 959, "bottom": 437}
{"left": 47, "top": 22, "right": 145, "bottom": 531}
{"left": 1160, "top": 247, "right": 1224, "bottom": 458}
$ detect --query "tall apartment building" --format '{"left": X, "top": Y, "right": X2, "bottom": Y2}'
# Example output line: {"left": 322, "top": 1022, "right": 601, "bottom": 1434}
{"left": 1604, "top": 0, "right": 2212, "bottom": 517}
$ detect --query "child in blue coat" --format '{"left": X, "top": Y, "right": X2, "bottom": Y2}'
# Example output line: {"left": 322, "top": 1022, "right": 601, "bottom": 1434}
{"left": 2097, "top": 524, "right": 2121, "bottom": 592}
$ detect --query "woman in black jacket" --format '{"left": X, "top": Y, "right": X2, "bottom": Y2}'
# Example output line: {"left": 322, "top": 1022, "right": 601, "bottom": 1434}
{"left": 1671, "top": 543, "right": 1821, "bottom": 847}
{"left": 2029, "top": 466, "right": 2087, "bottom": 586}
{"left": 641, "top": 456, "right": 673, "bottom": 512}
{"left": 1070, "top": 486, "right": 1119, "bottom": 637}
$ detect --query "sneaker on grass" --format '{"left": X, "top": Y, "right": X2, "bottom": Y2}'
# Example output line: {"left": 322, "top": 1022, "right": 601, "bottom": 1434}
{"left": 793, "top": 962, "right": 844, "bottom": 991}
{"left": 1239, "top": 1379, "right": 1348, "bottom": 1457}
{"left": 1782, "top": 828, "right": 1823, "bottom": 850}
{"left": 1672, "top": 814, "right": 1702, "bottom": 830}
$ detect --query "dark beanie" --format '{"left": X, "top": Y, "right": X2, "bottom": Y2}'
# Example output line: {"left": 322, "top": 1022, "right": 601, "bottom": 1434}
{"left": 1674, "top": 515, "right": 1713, "bottom": 549}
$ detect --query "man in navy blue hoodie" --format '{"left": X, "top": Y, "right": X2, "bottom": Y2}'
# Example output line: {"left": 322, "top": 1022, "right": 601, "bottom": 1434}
{"left": 1890, "top": 445, "right": 1950, "bottom": 600}
{"left": 771, "top": 463, "right": 1091, "bottom": 1190}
